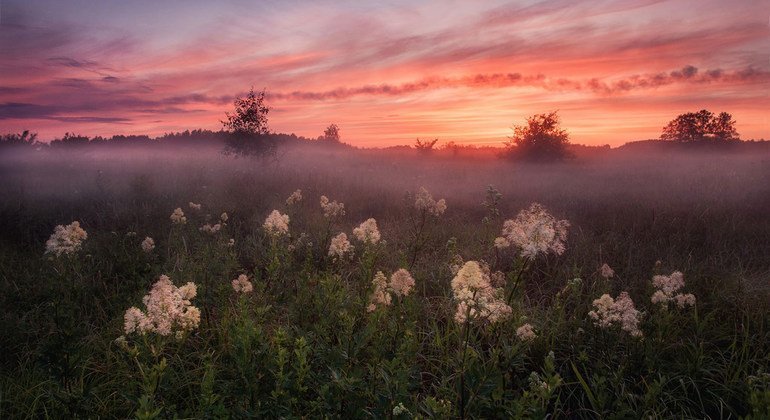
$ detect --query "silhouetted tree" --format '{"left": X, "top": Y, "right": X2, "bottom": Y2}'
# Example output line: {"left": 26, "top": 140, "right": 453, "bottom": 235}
{"left": 222, "top": 88, "right": 275, "bottom": 156}
{"left": 0, "top": 130, "right": 37, "bottom": 148}
{"left": 320, "top": 123, "right": 341, "bottom": 142}
{"left": 660, "top": 109, "right": 739, "bottom": 142}
{"left": 504, "top": 111, "right": 571, "bottom": 161}
{"left": 414, "top": 138, "right": 439, "bottom": 154}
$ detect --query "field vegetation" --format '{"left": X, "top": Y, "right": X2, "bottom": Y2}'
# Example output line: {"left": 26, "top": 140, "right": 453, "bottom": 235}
{"left": 0, "top": 144, "right": 768, "bottom": 418}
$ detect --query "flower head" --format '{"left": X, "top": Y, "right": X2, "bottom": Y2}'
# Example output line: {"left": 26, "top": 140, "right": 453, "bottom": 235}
{"left": 189, "top": 202, "right": 202, "bottom": 210}
{"left": 232, "top": 274, "right": 253, "bottom": 293}
{"left": 415, "top": 187, "right": 447, "bottom": 216}
{"left": 600, "top": 263, "right": 614, "bottom": 279}
{"left": 389, "top": 269, "right": 415, "bottom": 297}
{"left": 263, "top": 210, "right": 289, "bottom": 236}
{"left": 170, "top": 208, "right": 187, "bottom": 224}
{"left": 353, "top": 218, "right": 381, "bottom": 244}
{"left": 367, "top": 271, "right": 392, "bottom": 312}
{"left": 588, "top": 292, "right": 642, "bottom": 337}
{"left": 328, "top": 232, "right": 352, "bottom": 258}
{"left": 516, "top": 323, "right": 537, "bottom": 341}
{"left": 320, "top": 195, "right": 345, "bottom": 218}
{"left": 651, "top": 271, "right": 695, "bottom": 308}
{"left": 141, "top": 237, "right": 155, "bottom": 253}
{"left": 200, "top": 223, "right": 222, "bottom": 234}
{"left": 451, "top": 261, "right": 511, "bottom": 324}
{"left": 45, "top": 221, "right": 87, "bottom": 256}
{"left": 500, "top": 203, "right": 569, "bottom": 259}
{"left": 123, "top": 275, "right": 201, "bottom": 336}
{"left": 286, "top": 189, "right": 303, "bottom": 205}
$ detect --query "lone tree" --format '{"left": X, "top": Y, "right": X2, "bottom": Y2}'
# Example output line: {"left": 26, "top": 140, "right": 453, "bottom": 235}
{"left": 320, "top": 123, "right": 341, "bottom": 142}
{"left": 222, "top": 87, "right": 274, "bottom": 156}
{"left": 504, "top": 111, "right": 571, "bottom": 161}
{"left": 660, "top": 109, "right": 739, "bottom": 142}
{"left": 414, "top": 138, "right": 439, "bottom": 154}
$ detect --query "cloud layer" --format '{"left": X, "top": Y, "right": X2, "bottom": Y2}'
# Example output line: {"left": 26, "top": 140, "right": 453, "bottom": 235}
{"left": 0, "top": 0, "right": 768, "bottom": 145}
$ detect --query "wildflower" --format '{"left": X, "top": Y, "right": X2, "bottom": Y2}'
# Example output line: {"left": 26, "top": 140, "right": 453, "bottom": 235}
{"left": 189, "top": 202, "right": 202, "bottom": 210}
{"left": 286, "top": 189, "right": 303, "bottom": 205}
{"left": 600, "top": 263, "right": 614, "bottom": 279}
{"left": 220, "top": 212, "right": 228, "bottom": 222}
{"left": 651, "top": 271, "right": 695, "bottom": 308}
{"left": 263, "top": 210, "right": 289, "bottom": 236}
{"left": 451, "top": 261, "right": 512, "bottom": 324}
{"left": 516, "top": 323, "right": 537, "bottom": 341}
{"left": 328, "top": 232, "right": 352, "bottom": 258}
{"left": 352, "top": 218, "right": 381, "bottom": 244}
{"left": 45, "top": 221, "right": 88, "bottom": 256}
{"left": 123, "top": 274, "right": 201, "bottom": 336}
{"left": 126, "top": 231, "right": 137, "bottom": 237}
{"left": 141, "top": 237, "right": 155, "bottom": 253}
{"left": 320, "top": 195, "right": 345, "bottom": 218}
{"left": 367, "top": 271, "right": 392, "bottom": 312}
{"left": 170, "top": 208, "right": 187, "bottom": 224}
{"left": 367, "top": 269, "right": 416, "bottom": 311}
{"left": 494, "top": 236, "right": 510, "bottom": 249}
{"left": 674, "top": 293, "right": 696, "bottom": 308}
{"left": 392, "top": 402, "right": 410, "bottom": 416}
{"left": 228, "top": 238, "right": 235, "bottom": 247}
{"left": 500, "top": 203, "right": 569, "bottom": 259}
{"left": 588, "top": 292, "right": 642, "bottom": 337}
{"left": 389, "top": 269, "right": 415, "bottom": 297}
{"left": 199, "top": 223, "right": 222, "bottom": 234}
{"left": 114, "top": 335, "right": 128, "bottom": 348}
{"left": 415, "top": 187, "right": 447, "bottom": 216}
{"left": 231, "top": 274, "right": 253, "bottom": 293}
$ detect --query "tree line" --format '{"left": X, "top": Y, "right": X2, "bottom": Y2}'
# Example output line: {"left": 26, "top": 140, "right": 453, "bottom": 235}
{"left": 1, "top": 86, "right": 750, "bottom": 161}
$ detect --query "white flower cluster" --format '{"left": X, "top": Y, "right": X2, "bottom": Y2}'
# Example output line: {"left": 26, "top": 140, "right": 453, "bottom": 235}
{"left": 123, "top": 275, "right": 201, "bottom": 336}
{"left": 516, "top": 323, "right": 537, "bottom": 341}
{"left": 588, "top": 292, "right": 642, "bottom": 337}
{"left": 352, "top": 218, "right": 381, "bottom": 244}
{"left": 200, "top": 223, "right": 221, "bottom": 234}
{"left": 189, "top": 202, "right": 202, "bottom": 210}
{"left": 45, "top": 221, "right": 88, "bottom": 256}
{"left": 497, "top": 203, "right": 569, "bottom": 259}
{"left": 651, "top": 271, "right": 695, "bottom": 308}
{"left": 600, "top": 263, "right": 614, "bottom": 279}
{"left": 263, "top": 210, "right": 289, "bottom": 236}
{"left": 286, "top": 189, "right": 303, "bottom": 205}
{"left": 328, "top": 232, "right": 353, "bottom": 258}
{"left": 141, "top": 237, "right": 155, "bottom": 253}
{"left": 231, "top": 274, "right": 253, "bottom": 293}
{"left": 170, "top": 208, "right": 187, "bottom": 224}
{"left": 320, "top": 195, "right": 345, "bottom": 218}
{"left": 367, "top": 269, "right": 416, "bottom": 312}
{"left": 451, "top": 261, "right": 512, "bottom": 324}
{"left": 415, "top": 187, "right": 447, "bottom": 217}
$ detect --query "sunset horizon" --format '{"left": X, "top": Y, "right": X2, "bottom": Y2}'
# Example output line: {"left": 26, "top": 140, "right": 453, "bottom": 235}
{"left": 1, "top": 0, "right": 769, "bottom": 146}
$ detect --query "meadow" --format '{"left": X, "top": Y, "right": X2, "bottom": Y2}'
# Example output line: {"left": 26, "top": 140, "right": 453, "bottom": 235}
{"left": 0, "top": 144, "right": 768, "bottom": 418}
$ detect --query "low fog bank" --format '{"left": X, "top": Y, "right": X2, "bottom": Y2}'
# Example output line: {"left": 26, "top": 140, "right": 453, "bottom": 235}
{"left": 2, "top": 141, "right": 769, "bottom": 286}
{"left": 2, "top": 141, "right": 768, "bottom": 216}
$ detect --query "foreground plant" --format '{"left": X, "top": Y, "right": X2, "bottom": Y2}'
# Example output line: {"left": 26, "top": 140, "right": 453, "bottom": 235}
{"left": 408, "top": 187, "right": 447, "bottom": 268}
{"left": 45, "top": 221, "right": 87, "bottom": 257}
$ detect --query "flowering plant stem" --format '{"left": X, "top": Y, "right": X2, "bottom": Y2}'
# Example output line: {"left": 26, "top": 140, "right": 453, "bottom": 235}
{"left": 457, "top": 291, "right": 476, "bottom": 419}
{"left": 408, "top": 210, "right": 428, "bottom": 270}
{"left": 507, "top": 259, "right": 531, "bottom": 306}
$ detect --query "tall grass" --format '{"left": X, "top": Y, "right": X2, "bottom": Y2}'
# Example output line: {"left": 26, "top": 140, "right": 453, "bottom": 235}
{"left": 0, "top": 146, "right": 768, "bottom": 418}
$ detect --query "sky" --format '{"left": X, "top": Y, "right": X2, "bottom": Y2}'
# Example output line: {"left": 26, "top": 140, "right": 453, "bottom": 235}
{"left": 0, "top": 0, "right": 768, "bottom": 147}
